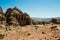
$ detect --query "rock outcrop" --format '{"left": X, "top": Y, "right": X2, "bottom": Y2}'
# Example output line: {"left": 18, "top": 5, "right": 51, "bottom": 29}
{"left": 0, "top": 7, "right": 3, "bottom": 14}
{"left": 0, "top": 7, "right": 6, "bottom": 25}
{"left": 0, "top": 7, "right": 32, "bottom": 26}
{"left": 5, "top": 7, "right": 20, "bottom": 26}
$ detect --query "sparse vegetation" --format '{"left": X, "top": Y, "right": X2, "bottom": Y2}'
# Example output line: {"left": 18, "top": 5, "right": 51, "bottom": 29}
{"left": 51, "top": 18, "right": 57, "bottom": 24}
{"left": 51, "top": 26, "right": 58, "bottom": 31}
{"left": 0, "top": 34, "right": 5, "bottom": 39}
{"left": 42, "top": 22, "right": 45, "bottom": 25}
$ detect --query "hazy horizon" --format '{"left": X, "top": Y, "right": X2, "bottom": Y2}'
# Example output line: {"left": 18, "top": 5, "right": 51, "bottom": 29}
{"left": 0, "top": 0, "right": 60, "bottom": 18}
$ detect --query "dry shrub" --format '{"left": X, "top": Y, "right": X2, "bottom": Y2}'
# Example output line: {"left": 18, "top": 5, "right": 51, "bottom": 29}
{"left": 0, "top": 34, "right": 5, "bottom": 39}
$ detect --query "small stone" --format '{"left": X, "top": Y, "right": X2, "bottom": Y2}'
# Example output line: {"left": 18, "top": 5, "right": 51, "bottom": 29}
{"left": 42, "top": 32, "right": 45, "bottom": 34}
{"left": 27, "top": 33, "right": 30, "bottom": 36}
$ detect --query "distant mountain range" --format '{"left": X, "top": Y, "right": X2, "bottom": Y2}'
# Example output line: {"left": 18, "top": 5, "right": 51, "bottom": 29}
{"left": 31, "top": 17, "right": 60, "bottom": 22}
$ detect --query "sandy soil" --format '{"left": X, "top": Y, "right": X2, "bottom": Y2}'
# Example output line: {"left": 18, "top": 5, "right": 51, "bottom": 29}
{"left": 0, "top": 24, "right": 60, "bottom": 40}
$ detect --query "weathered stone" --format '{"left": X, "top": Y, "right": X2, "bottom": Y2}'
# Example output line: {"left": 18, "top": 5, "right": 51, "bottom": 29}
{"left": 0, "top": 14, "right": 6, "bottom": 21}
{"left": 0, "top": 7, "right": 3, "bottom": 14}
{"left": 23, "top": 13, "right": 31, "bottom": 25}
{"left": 0, "top": 7, "right": 6, "bottom": 25}
{"left": 5, "top": 7, "right": 32, "bottom": 26}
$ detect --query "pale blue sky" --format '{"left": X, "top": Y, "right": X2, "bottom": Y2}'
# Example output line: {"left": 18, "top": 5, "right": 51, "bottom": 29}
{"left": 0, "top": 0, "right": 60, "bottom": 18}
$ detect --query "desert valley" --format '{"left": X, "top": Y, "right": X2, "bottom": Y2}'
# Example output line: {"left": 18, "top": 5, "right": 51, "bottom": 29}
{"left": 0, "top": 7, "right": 60, "bottom": 40}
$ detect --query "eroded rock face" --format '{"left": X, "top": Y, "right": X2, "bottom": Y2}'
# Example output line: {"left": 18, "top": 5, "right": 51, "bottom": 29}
{"left": 23, "top": 13, "right": 31, "bottom": 25}
{"left": 6, "top": 16, "right": 19, "bottom": 26}
{"left": 0, "top": 14, "right": 6, "bottom": 21}
{"left": 0, "top": 7, "right": 6, "bottom": 25}
{"left": 0, "top": 7, "right": 3, "bottom": 14}
{"left": 0, "top": 7, "right": 6, "bottom": 21}
{"left": 5, "top": 7, "right": 32, "bottom": 26}
{"left": 5, "top": 8, "right": 19, "bottom": 26}
{"left": 0, "top": 7, "right": 32, "bottom": 26}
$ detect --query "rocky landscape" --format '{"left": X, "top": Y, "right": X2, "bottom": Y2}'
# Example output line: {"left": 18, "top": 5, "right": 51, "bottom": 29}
{"left": 0, "top": 24, "right": 60, "bottom": 40}
{"left": 0, "top": 7, "right": 32, "bottom": 26}
{"left": 0, "top": 7, "right": 60, "bottom": 40}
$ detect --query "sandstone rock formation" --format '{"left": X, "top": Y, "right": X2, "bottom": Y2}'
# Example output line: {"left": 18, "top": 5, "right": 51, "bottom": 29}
{"left": 0, "top": 7, "right": 32, "bottom": 26}
{"left": 0, "top": 7, "right": 6, "bottom": 25}
{"left": 0, "top": 7, "right": 3, "bottom": 14}
{"left": 5, "top": 7, "right": 20, "bottom": 26}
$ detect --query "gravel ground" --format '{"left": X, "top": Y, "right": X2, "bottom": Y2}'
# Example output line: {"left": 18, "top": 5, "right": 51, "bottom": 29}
{"left": 0, "top": 24, "right": 60, "bottom": 40}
